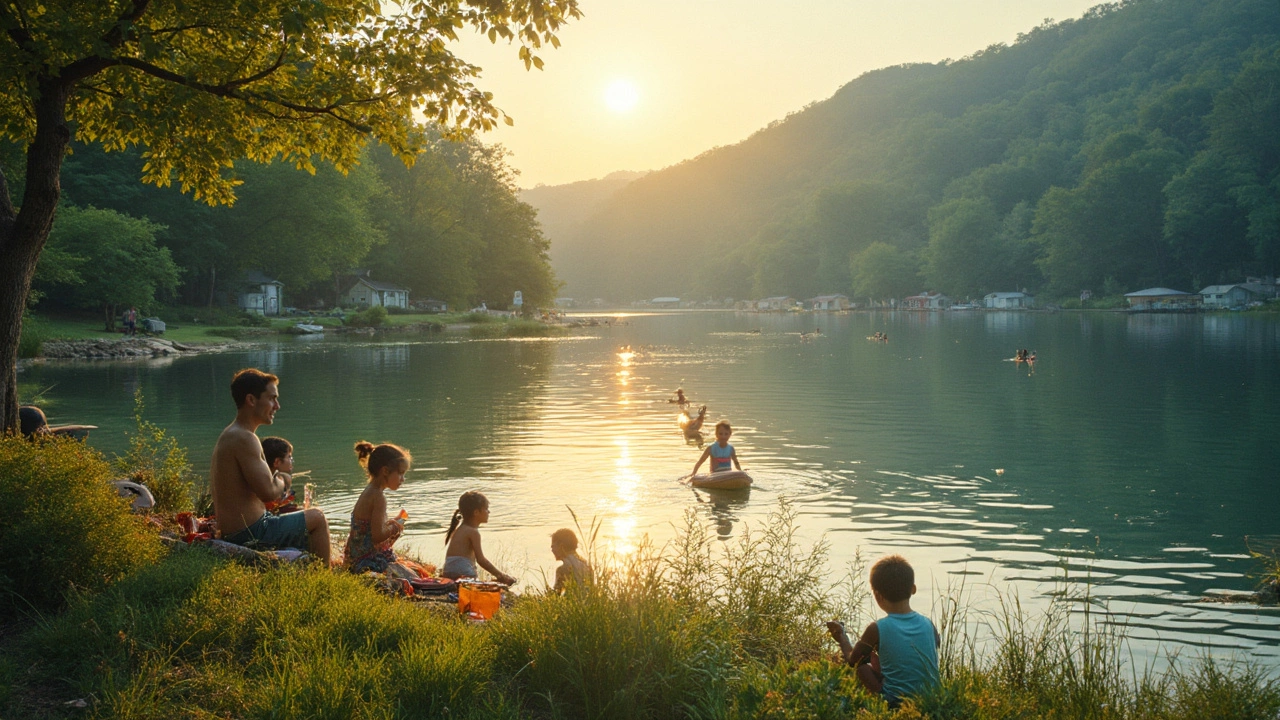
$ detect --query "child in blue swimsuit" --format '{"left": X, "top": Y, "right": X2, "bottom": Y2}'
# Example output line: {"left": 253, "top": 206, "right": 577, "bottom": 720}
{"left": 692, "top": 419, "right": 742, "bottom": 476}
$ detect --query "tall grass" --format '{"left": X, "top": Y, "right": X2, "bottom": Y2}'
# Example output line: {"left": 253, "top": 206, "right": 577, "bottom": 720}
{"left": 5, "top": 502, "right": 1279, "bottom": 719}
{"left": 112, "top": 390, "right": 195, "bottom": 513}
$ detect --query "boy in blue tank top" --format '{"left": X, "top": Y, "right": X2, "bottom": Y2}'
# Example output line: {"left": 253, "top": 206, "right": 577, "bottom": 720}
{"left": 826, "top": 555, "right": 940, "bottom": 708}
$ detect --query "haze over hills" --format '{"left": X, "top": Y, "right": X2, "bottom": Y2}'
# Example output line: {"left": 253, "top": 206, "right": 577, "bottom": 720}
{"left": 519, "top": 170, "right": 647, "bottom": 289}
{"left": 540, "top": 0, "right": 1280, "bottom": 304}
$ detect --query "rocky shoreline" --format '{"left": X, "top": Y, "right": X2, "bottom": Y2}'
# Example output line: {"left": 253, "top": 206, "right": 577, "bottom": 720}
{"left": 38, "top": 337, "right": 225, "bottom": 360}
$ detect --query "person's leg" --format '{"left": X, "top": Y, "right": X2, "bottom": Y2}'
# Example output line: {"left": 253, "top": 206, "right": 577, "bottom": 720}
{"left": 303, "top": 508, "right": 332, "bottom": 565}
{"left": 856, "top": 653, "right": 884, "bottom": 694}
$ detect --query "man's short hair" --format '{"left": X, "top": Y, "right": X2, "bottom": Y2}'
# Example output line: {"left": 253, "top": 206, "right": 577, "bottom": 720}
{"left": 230, "top": 368, "right": 279, "bottom": 408}
{"left": 18, "top": 405, "right": 48, "bottom": 437}
{"left": 261, "top": 437, "right": 293, "bottom": 467}
{"left": 551, "top": 528, "right": 579, "bottom": 552}
{"left": 869, "top": 554, "right": 914, "bottom": 602}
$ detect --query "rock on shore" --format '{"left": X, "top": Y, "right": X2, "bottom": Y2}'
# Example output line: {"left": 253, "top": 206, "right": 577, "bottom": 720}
{"left": 40, "top": 337, "right": 213, "bottom": 360}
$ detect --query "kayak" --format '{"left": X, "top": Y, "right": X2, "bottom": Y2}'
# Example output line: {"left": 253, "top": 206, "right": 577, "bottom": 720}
{"left": 690, "top": 470, "right": 752, "bottom": 490}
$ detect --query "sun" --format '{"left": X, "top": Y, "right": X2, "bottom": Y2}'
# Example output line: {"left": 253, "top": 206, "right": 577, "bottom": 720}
{"left": 603, "top": 79, "right": 640, "bottom": 114}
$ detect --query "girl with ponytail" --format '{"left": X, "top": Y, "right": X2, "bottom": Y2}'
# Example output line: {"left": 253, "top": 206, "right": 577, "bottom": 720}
{"left": 441, "top": 490, "right": 517, "bottom": 585}
{"left": 343, "top": 441, "right": 411, "bottom": 573}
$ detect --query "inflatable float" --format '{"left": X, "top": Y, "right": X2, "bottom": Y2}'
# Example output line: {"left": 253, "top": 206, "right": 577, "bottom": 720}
{"left": 689, "top": 470, "right": 753, "bottom": 490}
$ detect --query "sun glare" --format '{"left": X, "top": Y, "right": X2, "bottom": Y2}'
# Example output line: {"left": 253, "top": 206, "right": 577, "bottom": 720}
{"left": 604, "top": 79, "right": 639, "bottom": 113}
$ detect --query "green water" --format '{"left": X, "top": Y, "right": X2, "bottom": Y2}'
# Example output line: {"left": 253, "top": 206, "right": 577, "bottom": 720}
{"left": 20, "top": 310, "right": 1280, "bottom": 661}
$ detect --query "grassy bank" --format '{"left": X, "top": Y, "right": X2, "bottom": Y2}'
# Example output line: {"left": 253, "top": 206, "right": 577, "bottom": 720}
{"left": 4, "top": 505, "right": 1277, "bottom": 718}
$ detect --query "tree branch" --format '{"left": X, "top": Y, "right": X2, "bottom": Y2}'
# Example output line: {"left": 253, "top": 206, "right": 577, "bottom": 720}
{"left": 102, "top": 0, "right": 153, "bottom": 49}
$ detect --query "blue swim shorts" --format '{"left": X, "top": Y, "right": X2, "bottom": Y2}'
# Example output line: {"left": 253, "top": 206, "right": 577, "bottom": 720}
{"left": 223, "top": 511, "right": 309, "bottom": 551}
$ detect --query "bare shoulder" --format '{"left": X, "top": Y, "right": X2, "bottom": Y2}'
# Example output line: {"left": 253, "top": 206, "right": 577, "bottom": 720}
{"left": 214, "top": 424, "right": 261, "bottom": 457}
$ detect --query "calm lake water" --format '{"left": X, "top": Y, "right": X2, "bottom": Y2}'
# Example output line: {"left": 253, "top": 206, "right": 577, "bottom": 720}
{"left": 19, "top": 310, "right": 1280, "bottom": 663}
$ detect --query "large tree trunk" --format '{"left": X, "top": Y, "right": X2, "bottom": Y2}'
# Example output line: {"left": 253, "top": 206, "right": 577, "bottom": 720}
{"left": 0, "top": 79, "right": 71, "bottom": 433}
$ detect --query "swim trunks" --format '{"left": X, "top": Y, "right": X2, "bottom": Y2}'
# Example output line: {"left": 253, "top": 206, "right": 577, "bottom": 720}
{"left": 222, "top": 511, "right": 309, "bottom": 551}
{"left": 441, "top": 555, "right": 478, "bottom": 578}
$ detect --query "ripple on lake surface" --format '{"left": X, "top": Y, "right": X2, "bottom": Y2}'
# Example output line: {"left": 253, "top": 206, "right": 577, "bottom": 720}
{"left": 19, "top": 310, "right": 1280, "bottom": 664}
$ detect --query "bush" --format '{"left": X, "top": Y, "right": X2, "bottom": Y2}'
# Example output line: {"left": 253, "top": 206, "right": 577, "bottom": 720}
{"left": 468, "top": 319, "right": 565, "bottom": 339}
{"left": 238, "top": 310, "right": 272, "bottom": 327}
{"left": 0, "top": 435, "right": 162, "bottom": 610}
{"left": 112, "top": 390, "right": 194, "bottom": 514}
{"left": 17, "top": 314, "right": 51, "bottom": 358}
{"left": 345, "top": 305, "right": 388, "bottom": 328}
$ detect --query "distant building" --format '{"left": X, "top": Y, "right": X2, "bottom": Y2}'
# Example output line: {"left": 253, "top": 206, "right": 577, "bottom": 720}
{"left": 414, "top": 298, "right": 448, "bottom": 313}
{"left": 903, "top": 291, "right": 952, "bottom": 310}
{"left": 758, "top": 296, "right": 797, "bottom": 311}
{"left": 1200, "top": 282, "right": 1276, "bottom": 308}
{"left": 984, "top": 291, "right": 1035, "bottom": 309}
{"left": 651, "top": 297, "right": 681, "bottom": 308}
{"left": 1124, "top": 287, "right": 1200, "bottom": 311}
{"left": 341, "top": 274, "right": 409, "bottom": 309}
{"left": 554, "top": 297, "right": 576, "bottom": 308}
{"left": 809, "top": 294, "right": 850, "bottom": 311}
{"left": 237, "top": 270, "right": 283, "bottom": 316}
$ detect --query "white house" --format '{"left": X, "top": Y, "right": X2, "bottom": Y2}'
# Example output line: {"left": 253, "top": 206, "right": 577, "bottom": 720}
{"left": 1124, "top": 287, "right": 1200, "bottom": 310}
{"left": 1200, "top": 283, "right": 1275, "bottom": 308}
{"left": 237, "top": 270, "right": 283, "bottom": 316}
{"left": 809, "top": 294, "right": 850, "bottom": 311}
{"left": 984, "top": 291, "right": 1035, "bottom": 309}
{"left": 651, "top": 297, "right": 681, "bottom": 308}
{"left": 342, "top": 276, "right": 410, "bottom": 309}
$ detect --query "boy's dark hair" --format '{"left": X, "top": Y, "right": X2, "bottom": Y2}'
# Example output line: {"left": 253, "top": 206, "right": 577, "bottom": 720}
{"left": 551, "top": 528, "right": 578, "bottom": 552}
{"left": 869, "top": 554, "right": 914, "bottom": 602}
{"left": 715, "top": 420, "right": 732, "bottom": 432}
{"left": 261, "top": 437, "right": 292, "bottom": 467}
{"left": 231, "top": 368, "right": 279, "bottom": 408}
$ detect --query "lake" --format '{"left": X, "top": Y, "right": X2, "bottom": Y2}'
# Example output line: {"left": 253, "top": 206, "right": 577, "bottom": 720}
{"left": 19, "top": 310, "right": 1280, "bottom": 663}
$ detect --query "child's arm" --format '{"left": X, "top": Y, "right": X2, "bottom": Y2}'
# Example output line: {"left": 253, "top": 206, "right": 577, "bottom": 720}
{"left": 731, "top": 448, "right": 742, "bottom": 471}
{"left": 369, "top": 493, "right": 401, "bottom": 545}
{"left": 472, "top": 533, "right": 517, "bottom": 585}
{"left": 827, "top": 621, "right": 879, "bottom": 667}
{"left": 691, "top": 447, "right": 711, "bottom": 476}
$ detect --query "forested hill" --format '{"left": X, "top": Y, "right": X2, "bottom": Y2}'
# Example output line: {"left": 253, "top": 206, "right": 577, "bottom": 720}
{"left": 553, "top": 0, "right": 1280, "bottom": 303}
{"left": 519, "top": 171, "right": 646, "bottom": 278}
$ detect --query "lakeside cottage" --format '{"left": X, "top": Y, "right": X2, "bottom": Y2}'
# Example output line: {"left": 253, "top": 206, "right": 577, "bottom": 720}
{"left": 758, "top": 296, "right": 797, "bottom": 311}
{"left": 651, "top": 297, "right": 681, "bottom": 308}
{"left": 903, "top": 291, "right": 952, "bottom": 310}
{"left": 984, "top": 291, "right": 1035, "bottom": 309}
{"left": 1199, "top": 282, "right": 1276, "bottom": 308}
{"left": 341, "top": 273, "right": 410, "bottom": 309}
{"left": 236, "top": 270, "right": 283, "bottom": 316}
{"left": 1124, "top": 287, "right": 1201, "bottom": 311}
{"left": 809, "top": 294, "right": 850, "bottom": 311}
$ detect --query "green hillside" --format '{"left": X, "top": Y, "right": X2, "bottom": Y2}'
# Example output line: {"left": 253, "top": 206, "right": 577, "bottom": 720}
{"left": 554, "top": 0, "right": 1280, "bottom": 303}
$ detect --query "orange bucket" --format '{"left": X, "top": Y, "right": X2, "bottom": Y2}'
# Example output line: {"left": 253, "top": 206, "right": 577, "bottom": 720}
{"left": 457, "top": 582, "right": 502, "bottom": 619}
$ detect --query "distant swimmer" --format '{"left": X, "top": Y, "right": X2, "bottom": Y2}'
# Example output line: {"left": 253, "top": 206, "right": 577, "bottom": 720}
{"left": 680, "top": 405, "right": 708, "bottom": 440}
{"left": 669, "top": 388, "right": 690, "bottom": 408}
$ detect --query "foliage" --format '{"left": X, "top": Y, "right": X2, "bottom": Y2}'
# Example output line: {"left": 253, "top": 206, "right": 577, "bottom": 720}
{"left": 344, "top": 305, "right": 389, "bottom": 328}
{"left": 467, "top": 319, "right": 565, "bottom": 338}
{"left": 112, "top": 391, "right": 194, "bottom": 514}
{"left": 36, "top": 206, "right": 180, "bottom": 327}
{"left": 549, "top": 0, "right": 1280, "bottom": 302}
{"left": 17, "top": 312, "right": 50, "bottom": 358}
{"left": 0, "top": 435, "right": 162, "bottom": 611}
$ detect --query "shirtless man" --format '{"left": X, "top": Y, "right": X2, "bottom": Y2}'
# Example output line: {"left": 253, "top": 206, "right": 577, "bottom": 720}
{"left": 210, "top": 368, "right": 331, "bottom": 564}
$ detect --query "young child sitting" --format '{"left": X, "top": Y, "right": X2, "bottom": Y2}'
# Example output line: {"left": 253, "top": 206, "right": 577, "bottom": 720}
{"left": 691, "top": 419, "right": 742, "bottom": 476}
{"left": 343, "top": 441, "right": 410, "bottom": 573}
{"left": 551, "top": 528, "right": 594, "bottom": 593}
{"left": 826, "top": 554, "right": 940, "bottom": 708}
{"left": 442, "top": 491, "right": 517, "bottom": 585}
{"left": 260, "top": 436, "right": 298, "bottom": 513}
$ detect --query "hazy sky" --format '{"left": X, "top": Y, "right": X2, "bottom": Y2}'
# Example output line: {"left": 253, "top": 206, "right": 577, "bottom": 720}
{"left": 453, "top": 1, "right": 1102, "bottom": 188}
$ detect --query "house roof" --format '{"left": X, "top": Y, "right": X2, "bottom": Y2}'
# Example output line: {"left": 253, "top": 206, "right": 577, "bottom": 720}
{"left": 1199, "top": 285, "right": 1239, "bottom": 294}
{"left": 810, "top": 294, "right": 848, "bottom": 301}
{"left": 985, "top": 292, "right": 1032, "bottom": 299}
{"left": 345, "top": 277, "right": 409, "bottom": 293}
{"left": 761, "top": 296, "right": 794, "bottom": 302}
{"left": 651, "top": 297, "right": 681, "bottom": 303}
{"left": 1125, "top": 288, "right": 1190, "bottom": 297}
{"left": 242, "top": 270, "right": 283, "bottom": 286}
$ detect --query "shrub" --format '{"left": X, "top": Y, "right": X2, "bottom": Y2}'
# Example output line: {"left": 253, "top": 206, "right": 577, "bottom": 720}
{"left": 0, "top": 435, "right": 162, "bottom": 610}
{"left": 17, "top": 313, "right": 51, "bottom": 358}
{"left": 345, "top": 305, "right": 388, "bottom": 328}
{"left": 112, "top": 390, "right": 194, "bottom": 513}
{"left": 238, "top": 310, "right": 272, "bottom": 327}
